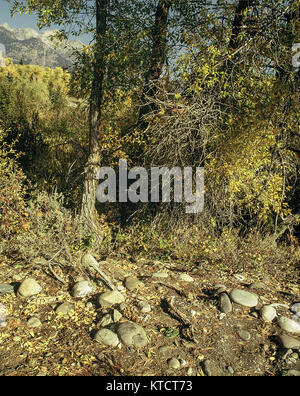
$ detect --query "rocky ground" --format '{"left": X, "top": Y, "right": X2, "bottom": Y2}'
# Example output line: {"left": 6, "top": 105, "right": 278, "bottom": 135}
{"left": 0, "top": 253, "right": 299, "bottom": 376}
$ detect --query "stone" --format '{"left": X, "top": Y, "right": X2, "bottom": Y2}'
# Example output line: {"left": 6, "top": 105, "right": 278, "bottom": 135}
{"left": 187, "top": 367, "right": 193, "bottom": 376}
{"left": 202, "top": 360, "right": 212, "bottom": 376}
{"left": 260, "top": 305, "right": 277, "bottom": 323}
{"left": 82, "top": 253, "right": 99, "bottom": 267}
{"left": 152, "top": 272, "right": 169, "bottom": 279}
{"left": 219, "top": 293, "right": 232, "bottom": 314}
{"left": 233, "top": 274, "right": 245, "bottom": 281}
{"left": 238, "top": 330, "right": 251, "bottom": 341}
{"left": 277, "top": 316, "right": 300, "bottom": 334}
{"left": 94, "top": 329, "right": 120, "bottom": 347}
{"left": 158, "top": 346, "right": 169, "bottom": 356}
{"left": 98, "top": 290, "right": 125, "bottom": 308}
{"left": 291, "top": 303, "right": 300, "bottom": 315}
{"left": 72, "top": 281, "right": 93, "bottom": 298}
{"left": 230, "top": 289, "right": 258, "bottom": 307}
{"left": 125, "top": 276, "right": 140, "bottom": 291}
{"left": 179, "top": 274, "right": 194, "bottom": 282}
{"left": 56, "top": 302, "right": 75, "bottom": 315}
{"left": 0, "top": 284, "right": 14, "bottom": 296}
{"left": 117, "top": 321, "right": 148, "bottom": 348}
{"left": 227, "top": 366, "right": 235, "bottom": 375}
{"left": 113, "top": 309, "right": 123, "bottom": 322}
{"left": 99, "top": 313, "right": 113, "bottom": 327}
{"left": 137, "top": 301, "right": 151, "bottom": 313}
{"left": 249, "top": 282, "right": 267, "bottom": 290}
{"left": 18, "top": 278, "right": 42, "bottom": 298}
{"left": 168, "top": 357, "right": 180, "bottom": 369}
{"left": 27, "top": 317, "right": 42, "bottom": 328}
{"left": 277, "top": 335, "right": 300, "bottom": 350}
{"left": 214, "top": 285, "right": 227, "bottom": 295}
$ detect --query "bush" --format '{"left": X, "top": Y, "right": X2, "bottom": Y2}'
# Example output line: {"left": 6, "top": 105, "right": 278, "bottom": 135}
{"left": 0, "top": 129, "right": 28, "bottom": 247}
{"left": 4, "top": 191, "right": 88, "bottom": 264}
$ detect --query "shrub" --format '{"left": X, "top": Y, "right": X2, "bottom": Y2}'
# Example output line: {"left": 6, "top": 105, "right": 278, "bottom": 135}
{"left": 0, "top": 129, "right": 28, "bottom": 247}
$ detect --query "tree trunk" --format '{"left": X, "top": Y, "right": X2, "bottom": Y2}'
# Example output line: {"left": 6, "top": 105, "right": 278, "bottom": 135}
{"left": 81, "top": 0, "right": 109, "bottom": 237}
{"left": 223, "top": 0, "right": 255, "bottom": 76}
{"left": 138, "top": 0, "right": 170, "bottom": 127}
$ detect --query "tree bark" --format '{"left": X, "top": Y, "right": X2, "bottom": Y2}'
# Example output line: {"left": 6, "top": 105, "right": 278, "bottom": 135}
{"left": 138, "top": 0, "right": 171, "bottom": 127}
{"left": 223, "top": 0, "right": 255, "bottom": 75}
{"left": 81, "top": 0, "right": 109, "bottom": 237}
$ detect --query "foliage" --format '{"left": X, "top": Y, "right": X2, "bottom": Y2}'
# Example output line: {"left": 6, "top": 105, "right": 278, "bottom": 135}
{"left": 0, "top": 129, "right": 28, "bottom": 246}
{"left": 1, "top": 1, "right": 299, "bottom": 267}
{"left": 2, "top": 191, "right": 88, "bottom": 263}
{"left": 0, "top": 62, "right": 88, "bottom": 207}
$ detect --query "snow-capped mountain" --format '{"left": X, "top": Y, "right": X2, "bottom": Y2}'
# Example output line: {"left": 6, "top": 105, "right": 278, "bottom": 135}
{"left": 0, "top": 23, "right": 84, "bottom": 68}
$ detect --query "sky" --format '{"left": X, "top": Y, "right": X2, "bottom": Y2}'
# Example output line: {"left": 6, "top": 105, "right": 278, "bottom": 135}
{"left": 0, "top": 0, "right": 91, "bottom": 44}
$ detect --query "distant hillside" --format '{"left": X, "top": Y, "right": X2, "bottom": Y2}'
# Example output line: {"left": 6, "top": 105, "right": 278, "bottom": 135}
{"left": 0, "top": 23, "right": 83, "bottom": 68}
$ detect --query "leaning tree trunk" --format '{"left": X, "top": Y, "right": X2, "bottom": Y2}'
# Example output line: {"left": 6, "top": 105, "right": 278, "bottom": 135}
{"left": 81, "top": 0, "right": 109, "bottom": 238}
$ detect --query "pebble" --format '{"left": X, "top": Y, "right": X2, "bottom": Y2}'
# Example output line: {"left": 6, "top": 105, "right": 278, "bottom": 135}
{"left": 137, "top": 301, "right": 151, "bottom": 313}
{"left": 214, "top": 284, "right": 227, "bottom": 291}
{"left": 168, "top": 357, "right": 180, "bottom": 369}
{"left": 291, "top": 303, "right": 300, "bottom": 315}
{"left": 227, "top": 366, "right": 235, "bottom": 374}
{"left": 98, "top": 290, "right": 125, "bottom": 308}
{"left": 56, "top": 302, "right": 75, "bottom": 315}
{"left": 94, "top": 329, "right": 120, "bottom": 347}
{"left": 230, "top": 289, "right": 258, "bottom": 307}
{"left": 113, "top": 309, "right": 123, "bottom": 322}
{"left": 249, "top": 282, "right": 267, "bottom": 290}
{"left": 99, "top": 313, "right": 113, "bottom": 327}
{"left": 215, "top": 286, "right": 227, "bottom": 295}
{"left": 187, "top": 367, "right": 193, "bottom": 376}
{"left": 125, "top": 276, "right": 140, "bottom": 291}
{"left": 27, "top": 317, "right": 42, "bottom": 328}
{"left": 260, "top": 305, "right": 277, "bottom": 323}
{"left": 0, "top": 284, "right": 14, "bottom": 295}
{"left": 219, "top": 293, "right": 232, "bottom": 314}
{"left": 277, "top": 316, "right": 300, "bottom": 334}
{"left": 18, "top": 278, "right": 42, "bottom": 298}
{"left": 238, "top": 330, "right": 251, "bottom": 341}
{"left": 81, "top": 253, "right": 99, "bottom": 268}
{"left": 179, "top": 274, "right": 194, "bottom": 282}
{"left": 158, "top": 346, "right": 169, "bottom": 356}
{"left": 152, "top": 272, "right": 169, "bottom": 279}
{"left": 277, "top": 335, "right": 300, "bottom": 349}
{"left": 233, "top": 274, "right": 245, "bottom": 282}
{"left": 117, "top": 321, "right": 148, "bottom": 348}
{"left": 72, "top": 281, "right": 93, "bottom": 298}
{"left": 202, "top": 359, "right": 212, "bottom": 376}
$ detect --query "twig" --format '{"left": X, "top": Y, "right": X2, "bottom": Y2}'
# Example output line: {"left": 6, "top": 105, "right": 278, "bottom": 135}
{"left": 48, "top": 262, "right": 67, "bottom": 285}
{"left": 83, "top": 255, "right": 116, "bottom": 291}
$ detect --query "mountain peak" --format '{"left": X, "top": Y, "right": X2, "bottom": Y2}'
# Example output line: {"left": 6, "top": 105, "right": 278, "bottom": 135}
{"left": 0, "top": 23, "right": 83, "bottom": 68}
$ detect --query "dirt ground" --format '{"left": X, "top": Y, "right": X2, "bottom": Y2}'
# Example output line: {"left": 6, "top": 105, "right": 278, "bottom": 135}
{"left": 0, "top": 254, "right": 299, "bottom": 376}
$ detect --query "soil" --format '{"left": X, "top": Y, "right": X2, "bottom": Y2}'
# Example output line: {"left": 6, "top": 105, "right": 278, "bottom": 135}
{"left": 0, "top": 254, "right": 299, "bottom": 376}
